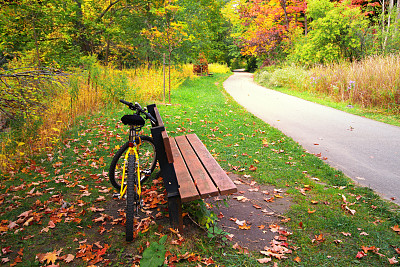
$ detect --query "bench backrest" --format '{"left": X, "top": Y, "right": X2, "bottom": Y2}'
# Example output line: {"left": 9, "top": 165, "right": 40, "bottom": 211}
{"left": 147, "top": 104, "right": 180, "bottom": 196}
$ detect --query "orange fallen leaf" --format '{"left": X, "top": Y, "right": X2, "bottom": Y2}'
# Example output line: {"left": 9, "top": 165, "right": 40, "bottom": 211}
{"left": 389, "top": 257, "right": 398, "bottom": 264}
{"left": 341, "top": 232, "right": 352, "bottom": 236}
{"left": 239, "top": 223, "right": 251, "bottom": 230}
{"left": 356, "top": 251, "right": 367, "bottom": 259}
{"left": 249, "top": 165, "right": 257, "bottom": 171}
{"left": 43, "top": 251, "right": 58, "bottom": 265}
{"left": 308, "top": 209, "right": 316, "bottom": 214}
{"left": 294, "top": 256, "right": 301, "bottom": 262}
{"left": 257, "top": 257, "right": 272, "bottom": 263}
{"left": 362, "top": 246, "right": 376, "bottom": 253}
{"left": 265, "top": 197, "right": 274, "bottom": 202}
{"left": 64, "top": 254, "right": 75, "bottom": 263}
{"left": 312, "top": 234, "right": 325, "bottom": 243}
{"left": 392, "top": 225, "right": 400, "bottom": 233}
{"left": 269, "top": 224, "right": 280, "bottom": 232}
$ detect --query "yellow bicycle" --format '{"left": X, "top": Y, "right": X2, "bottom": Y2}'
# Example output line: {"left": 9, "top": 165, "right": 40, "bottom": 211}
{"left": 108, "top": 100, "right": 157, "bottom": 241}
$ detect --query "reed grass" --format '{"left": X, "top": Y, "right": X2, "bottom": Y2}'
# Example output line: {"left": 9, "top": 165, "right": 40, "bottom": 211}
{"left": 255, "top": 54, "right": 400, "bottom": 114}
{"left": 309, "top": 54, "right": 400, "bottom": 112}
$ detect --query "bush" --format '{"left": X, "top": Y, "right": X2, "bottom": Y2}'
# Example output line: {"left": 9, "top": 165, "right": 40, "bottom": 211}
{"left": 255, "top": 65, "right": 308, "bottom": 90}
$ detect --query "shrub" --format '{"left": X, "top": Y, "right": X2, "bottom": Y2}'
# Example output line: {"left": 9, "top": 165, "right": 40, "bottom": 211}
{"left": 255, "top": 65, "right": 308, "bottom": 91}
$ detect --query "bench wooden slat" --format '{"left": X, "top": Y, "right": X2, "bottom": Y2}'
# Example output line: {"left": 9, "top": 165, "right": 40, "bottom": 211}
{"left": 169, "top": 138, "right": 200, "bottom": 202}
{"left": 162, "top": 131, "right": 174, "bottom": 164}
{"left": 186, "top": 134, "right": 237, "bottom": 195}
{"left": 174, "top": 135, "right": 219, "bottom": 199}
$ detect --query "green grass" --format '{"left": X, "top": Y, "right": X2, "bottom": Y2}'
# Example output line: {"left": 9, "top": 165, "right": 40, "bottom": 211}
{"left": 1, "top": 73, "right": 399, "bottom": 266}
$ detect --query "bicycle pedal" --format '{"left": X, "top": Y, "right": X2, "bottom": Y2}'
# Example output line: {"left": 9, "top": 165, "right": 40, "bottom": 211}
{"left": 112, "top": 193, "right": 121, "bottom": 199}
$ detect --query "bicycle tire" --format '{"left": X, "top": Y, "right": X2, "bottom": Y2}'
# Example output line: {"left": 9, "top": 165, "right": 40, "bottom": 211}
{"left": 126, "top": 154, "right": 137, "bottom": 242}
{"left": 109, "top": 136, "right": 157, "bottom": 191}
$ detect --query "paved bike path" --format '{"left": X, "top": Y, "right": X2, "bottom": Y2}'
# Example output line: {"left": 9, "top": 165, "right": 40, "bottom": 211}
{"left": 224, "top": 71, "right": 400, "bottom": 205}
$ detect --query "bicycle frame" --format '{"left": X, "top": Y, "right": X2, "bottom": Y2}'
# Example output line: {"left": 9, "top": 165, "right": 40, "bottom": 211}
{"left": 119, "top": 126, "right": 142, "bottom": 198}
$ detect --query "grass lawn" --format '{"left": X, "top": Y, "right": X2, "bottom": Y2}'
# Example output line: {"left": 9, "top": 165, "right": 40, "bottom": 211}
{"left": 1, "top": 73, "right": 399, "bottom": 266}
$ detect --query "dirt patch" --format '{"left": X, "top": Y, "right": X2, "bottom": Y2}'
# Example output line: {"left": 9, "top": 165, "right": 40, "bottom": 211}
{"left": 206, "top": 174, "right": 293, "bottom": 252}
{"left": 100, "top": 174, "right": 293, "bottom": 254}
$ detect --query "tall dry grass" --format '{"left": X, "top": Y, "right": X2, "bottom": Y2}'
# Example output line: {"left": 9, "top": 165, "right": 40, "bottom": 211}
{"left": 308, "top": 54, "right": 400, "bottom": 112}
{"left": 125, "top": 64, "right": 195, "bottom": 102}
{"left": 255, "top": 54, "right": 400, "bottom": 114}
{"left": 0, "top": 63, "right": 198, "bottom": 173}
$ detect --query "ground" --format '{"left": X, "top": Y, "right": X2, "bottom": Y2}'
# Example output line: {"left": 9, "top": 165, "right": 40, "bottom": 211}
{"left": 207, "top": 174, "right": 292, "bottom": 252}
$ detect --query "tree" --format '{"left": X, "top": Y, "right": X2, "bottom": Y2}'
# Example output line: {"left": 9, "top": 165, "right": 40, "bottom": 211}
{"left": 141, "top": 0, "right": 189, "bottom": 102}
{"left": 236, "top": 0, "right": 306, "bottom": 65}
{"left": 291, "top": 0, "right": 369, "bottom": 64}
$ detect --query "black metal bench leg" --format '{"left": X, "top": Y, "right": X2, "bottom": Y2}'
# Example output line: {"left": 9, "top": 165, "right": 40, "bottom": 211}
{"left": 168, "top": 195, "right": 183, "bottom": 233}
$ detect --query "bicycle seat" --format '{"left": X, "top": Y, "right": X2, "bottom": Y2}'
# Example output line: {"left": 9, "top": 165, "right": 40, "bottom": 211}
{"left": 121, "top": 115, "right": 145, "bottom": 126}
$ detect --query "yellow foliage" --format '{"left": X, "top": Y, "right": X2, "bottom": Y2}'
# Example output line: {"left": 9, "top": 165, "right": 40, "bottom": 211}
{"left": 1, "top": 63, "right": 202, "bottom": 172}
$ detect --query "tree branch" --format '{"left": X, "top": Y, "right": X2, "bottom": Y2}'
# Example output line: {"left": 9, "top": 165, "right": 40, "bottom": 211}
{"left": 98, "top": 0, "right": 121, "bottom": 21}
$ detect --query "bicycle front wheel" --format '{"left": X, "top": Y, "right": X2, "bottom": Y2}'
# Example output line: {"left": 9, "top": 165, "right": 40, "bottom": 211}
{"left": 109, "top": 136, "right": 157, "bottom": 191}
{"left": 126, "top": 154, "right": 137, "bottom": 242}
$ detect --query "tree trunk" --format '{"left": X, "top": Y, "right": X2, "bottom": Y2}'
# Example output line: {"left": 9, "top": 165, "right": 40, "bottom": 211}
{"left": 279, "top": 0, "right": 290, "bottom": 29}
{"left": 32, "top": 16, "right": 41, "bottom": 68}
{"left": 304, "top": 13, "right": 308, "bottom": 35}
{"left": 105, "top": 37, "right": 110, "bottom": 66}
{"left": 382, "top": 0, "right": 386, "bottom": 51}
{"left": 168, "top": 51, "right": 171, "bottom": 104}
{"left": 384, "top": 0, "right": 395, "bottom": 49}
{"left": 397, "top": 0, "right": 400, "bottom": 21}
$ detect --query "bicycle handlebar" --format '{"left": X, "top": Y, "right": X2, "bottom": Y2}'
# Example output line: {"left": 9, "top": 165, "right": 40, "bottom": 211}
{"left": 119, "top": 99, "right": 156, "bottom": 124}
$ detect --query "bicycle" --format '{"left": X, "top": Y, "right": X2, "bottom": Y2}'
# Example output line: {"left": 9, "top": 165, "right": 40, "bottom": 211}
{"left": 108, "top": 100, "right": 157, "bottom": 241}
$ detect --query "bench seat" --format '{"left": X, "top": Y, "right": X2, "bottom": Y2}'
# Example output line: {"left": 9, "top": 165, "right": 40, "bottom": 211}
{"left": 170, "top": 134, "right": 237, "bottom": 202}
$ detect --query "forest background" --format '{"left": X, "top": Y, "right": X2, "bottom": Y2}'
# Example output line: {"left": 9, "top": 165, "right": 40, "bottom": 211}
{"left": 1, "top": 0, "right": 399, "bottom": 170}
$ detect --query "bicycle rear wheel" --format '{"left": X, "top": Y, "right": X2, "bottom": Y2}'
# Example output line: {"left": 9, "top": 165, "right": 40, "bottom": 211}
{"left": 109, "top": 136, "right": 157, "bottom": 191}
{"left": 126, "top": 154, "right": 137, "bottom": 242}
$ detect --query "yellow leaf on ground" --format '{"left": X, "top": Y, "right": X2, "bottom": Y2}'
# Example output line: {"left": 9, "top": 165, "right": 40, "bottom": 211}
{"left": 43, "top": 251, "right": 58, "bottom": 265}
{"left": 239, "top": 223, "right": 251, "bottom": 230}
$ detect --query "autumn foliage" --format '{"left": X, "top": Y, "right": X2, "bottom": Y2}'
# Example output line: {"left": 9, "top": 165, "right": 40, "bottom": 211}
{"left": 237, "top": 0, "right": 306, "bottom": 64}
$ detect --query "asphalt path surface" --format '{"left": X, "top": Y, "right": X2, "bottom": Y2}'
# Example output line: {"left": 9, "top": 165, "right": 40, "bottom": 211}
{"left": 224, "top": 71, "right": 400, "bottom": 205}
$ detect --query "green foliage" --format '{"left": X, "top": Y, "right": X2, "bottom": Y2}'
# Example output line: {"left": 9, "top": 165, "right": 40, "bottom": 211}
{"left": 245, "top": 57, "right": 258, "bottom": 73}
{"left": 140, "top": 235, "right": 167, "bottom": 267}
{"left": 0, "top": 0, "right": 235, "bottom": 69}
{"left": 291, "top": 0, "right": 369, "bottom": 65}
{"left": 255, "top": 65, "right": 308, "bottom": 90}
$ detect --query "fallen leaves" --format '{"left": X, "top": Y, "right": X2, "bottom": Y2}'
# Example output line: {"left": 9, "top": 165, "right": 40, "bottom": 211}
{"left": 312, "top": 234, "right": 325, "bottom": 244}
{"left": 257, "top": 257, "right": 272, "bottom": 263}
{"left": 36, "top": 249, "right": 75, "bottom": 265}
{"left": 340, "top": 194, "right": 356, "bottom": 215}
{"left": 392, "top": 225, "right": 400, "bottom": 234}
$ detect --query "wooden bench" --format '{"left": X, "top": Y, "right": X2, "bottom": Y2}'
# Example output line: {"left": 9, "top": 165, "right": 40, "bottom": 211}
{"left": 147, "top": 104, "right": 237, "bottom": 231}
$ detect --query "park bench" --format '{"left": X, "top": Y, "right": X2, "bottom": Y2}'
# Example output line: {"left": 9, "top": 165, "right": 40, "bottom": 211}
{"left": 147, "top": 104, "right": 237, "bottom": 232}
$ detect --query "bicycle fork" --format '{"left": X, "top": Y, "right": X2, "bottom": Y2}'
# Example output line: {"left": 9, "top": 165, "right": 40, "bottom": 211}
{"left": 119, "top": 146, "right": 143, "bottom": 212}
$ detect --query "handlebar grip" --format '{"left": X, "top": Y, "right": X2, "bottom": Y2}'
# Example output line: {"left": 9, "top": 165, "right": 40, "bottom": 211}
{"left": 120, "top": 99, "right": 130, "bottom": 105}
{"left": 120, "top": 99, "right": 135, "bottom": 110}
